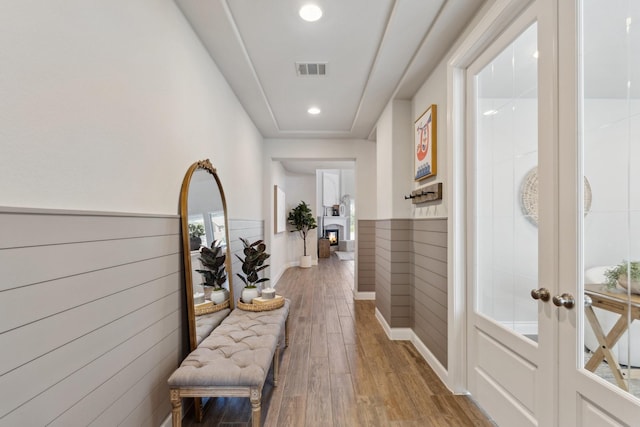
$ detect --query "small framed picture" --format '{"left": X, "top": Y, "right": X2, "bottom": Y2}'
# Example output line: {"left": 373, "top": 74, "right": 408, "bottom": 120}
{"left": 414, "top": 104, "right": 437, "bottom": 181}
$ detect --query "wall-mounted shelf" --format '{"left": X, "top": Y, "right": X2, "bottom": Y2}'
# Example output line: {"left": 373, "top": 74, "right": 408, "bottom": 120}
{"left": 404, "top": 182, "right": 443, "bottom": 204}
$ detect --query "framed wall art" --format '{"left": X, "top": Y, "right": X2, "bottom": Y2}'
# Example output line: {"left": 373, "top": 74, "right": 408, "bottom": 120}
{"left": 274, "top": 185, "right": 286, "bottom": 233}
{"left": 414, "top": 104, "right": 437, "bottom": 181}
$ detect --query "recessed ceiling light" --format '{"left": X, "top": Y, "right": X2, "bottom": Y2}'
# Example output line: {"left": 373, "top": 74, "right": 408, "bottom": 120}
{"left": 483, "top": 109, "right": 498, "bottom": 116}
{"left": 308, "top": 107, "right": 321, "bottom": 115}
{"left": 299, "top": 4, "right": 322, "bottom": 22}
{"left": 532, "top": 50, "right": 539, "bottom": 59}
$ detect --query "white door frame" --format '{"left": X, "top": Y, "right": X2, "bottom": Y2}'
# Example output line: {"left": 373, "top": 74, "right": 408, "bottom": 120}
{"left": 449, "top": 0, "right": 640, "bottom": 425}
{"left": 556, "top": 0, "right": 640, "bottom": 424}
{"left": 446, "top": 0, "right": 535, "bottom": 394}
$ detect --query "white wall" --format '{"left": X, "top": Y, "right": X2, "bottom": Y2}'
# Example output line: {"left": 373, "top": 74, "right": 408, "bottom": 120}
{"left": 583, "top": 99, "right": 640, "bottom": 268}
{"left": 265, "top": 138, "right": 376, "bottom": 219}
{"left": 0, "top": 0, "right": 264, "bottom": 219}
{"left": 0, "top": 1, "right": 265, "bottom": 424}
{"left": 268, "top": 161, "right": 288, "bottom": 285}
{"left": 263, "top": 139, "right": 377, "bottom": 286}
{"left": 264, "top": 138, "right": 375, "bottom": 283}
{"left": 375, "top": 99, "right": 413, "bottom": 219}
{"left": 376, "top": 103, "right": 394, "bottom": 219}
{"left": 411, "top": 57, "right": 448, "bottom": 218}
{"left": 392, "top": 100, "right": 413, "bottom": 219}
{"left": 476, "top": 98, "right": 538, "bottom": 324}
{"left": 285, "top": 171, "right": 318, "bottom": 265}
{"left": 341, "top": 169, "right": 356, "bottom": 199}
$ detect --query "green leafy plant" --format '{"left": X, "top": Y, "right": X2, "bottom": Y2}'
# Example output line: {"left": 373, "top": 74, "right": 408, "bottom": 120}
{"left": 188, "top": 223, "right": 205, "bottom": 238}
{"left": 195, "top": 240, "right": 227, "bottom": 289}
{"left": 287, "top": 200, "right": 318, "bottom": 257}
{"left": 235, "top": 237, "right": 270, "bottom": 289}
{"left": 604, "top": 260, "right": 640, "bottom": 289}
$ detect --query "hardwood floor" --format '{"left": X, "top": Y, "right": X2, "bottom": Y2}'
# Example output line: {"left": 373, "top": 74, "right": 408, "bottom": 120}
{"left": 183, "top": 255, "right": 495, "bottom": 426}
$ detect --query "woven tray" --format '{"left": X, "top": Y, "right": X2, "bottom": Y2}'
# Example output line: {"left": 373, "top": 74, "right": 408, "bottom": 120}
{"left": 194, "top": 299, "right": 230, "bottom": 316}
{"left": 237, "top": 296, "right": 285, "bottom": 312}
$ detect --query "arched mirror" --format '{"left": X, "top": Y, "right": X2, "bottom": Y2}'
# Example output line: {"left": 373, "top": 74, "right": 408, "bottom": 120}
{"left": 179, "top": 159, "right": 234, "bottom": 353}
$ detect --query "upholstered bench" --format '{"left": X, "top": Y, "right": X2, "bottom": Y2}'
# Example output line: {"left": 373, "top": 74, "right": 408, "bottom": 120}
{"left": 195, "top": 308, "right": 231, "bottom": 345}
{"left": 168, "top": 300, "right": 290, "bottom": 427}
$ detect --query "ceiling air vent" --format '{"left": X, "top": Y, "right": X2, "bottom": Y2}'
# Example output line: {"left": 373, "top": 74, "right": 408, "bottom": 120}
{"left": 295, "top": 62, "right": 327, "bottom": 77}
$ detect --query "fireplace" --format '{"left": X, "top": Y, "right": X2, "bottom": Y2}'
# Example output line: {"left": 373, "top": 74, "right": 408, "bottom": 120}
{"left": 324, "top": 228, "right": 339, "bottom": 246}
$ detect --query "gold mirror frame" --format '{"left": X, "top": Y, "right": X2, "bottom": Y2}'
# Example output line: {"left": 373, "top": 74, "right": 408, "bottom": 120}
{"left": 179, "top": 159, "right": 234, "bottom": 353}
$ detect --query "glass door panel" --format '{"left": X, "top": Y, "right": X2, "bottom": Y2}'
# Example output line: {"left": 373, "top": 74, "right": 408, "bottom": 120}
{"left": 582, "top": 0, "right": 640, "bottom": 398}
{"left": 475, "top": 23, "right": 539, "bottom": 339}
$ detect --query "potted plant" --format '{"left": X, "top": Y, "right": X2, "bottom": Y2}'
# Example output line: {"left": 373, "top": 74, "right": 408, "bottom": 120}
{"left": 195, "top": 240, "right": 228, "bottom": 303}
{"left": 235, "top": 237, "right": 270, "bottom": 303}
{"left": 287, "top": 200, "right": 317, "bottom": 268}
{"left": 604, "top": 260, "right": 640, "bottom": 294}
{"left": 188, "top": 223, "right": 205, "bottom": 251}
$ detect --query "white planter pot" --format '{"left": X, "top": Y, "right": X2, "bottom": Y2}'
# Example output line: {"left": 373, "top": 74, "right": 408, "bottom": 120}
{"left": 618, "top": 274, "right": 640, "bottom": 294}
{"left": 300, "top": 255, "right": 312, "bottom": 268}
{"left": 242, "top": 287, "right": 259, "bottom": 303}
{"left": 210, "top": 289, "right": 228, "bottom": 304}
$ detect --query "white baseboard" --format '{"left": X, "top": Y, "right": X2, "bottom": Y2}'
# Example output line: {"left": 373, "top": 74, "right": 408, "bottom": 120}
{"left": 353, "top": 291, "right": 375, "bottom": 300}
{"left": 375, "top": 308, "right": 452, "bottom": 393}
{"left": 410, "top": 331, "right": 451, "bottom": 392}
{"left": 374, "top": 308, "right": 412, "bottom": 340}
{"left": 287, "top": 260, "right": 317, "bottom": 268}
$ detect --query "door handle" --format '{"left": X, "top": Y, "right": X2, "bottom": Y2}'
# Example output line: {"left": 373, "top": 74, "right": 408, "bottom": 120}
{"left": 552, "top": 293, "right": 575, "bottom": 309}
{"left": 531, "top": 288, "right": 550, "bottom": 302}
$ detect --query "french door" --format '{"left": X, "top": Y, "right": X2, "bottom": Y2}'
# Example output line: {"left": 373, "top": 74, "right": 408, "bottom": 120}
{"left": 466, "top": 5, "right": 552, "bottom": 426}
{"left": 464, "top": 0, "right": 640, "bottom": 425}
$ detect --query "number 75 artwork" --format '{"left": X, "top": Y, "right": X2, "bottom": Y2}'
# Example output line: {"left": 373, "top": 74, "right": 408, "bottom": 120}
{"left": 414, "top": 104, "right": 437, "bottom": 181}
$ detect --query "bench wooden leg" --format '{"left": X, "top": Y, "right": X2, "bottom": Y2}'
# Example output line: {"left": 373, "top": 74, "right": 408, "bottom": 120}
{"left": 285, "top": 316, "right": 289, "bottom": 347}
{"left": 273, "top": 346, "right": 280, "bottom": 386}
{"left": 170, "top": 389, "right": 182, "bottom": 427}
{"left": 250, "top": 387, "right": 261, "bottom": 427}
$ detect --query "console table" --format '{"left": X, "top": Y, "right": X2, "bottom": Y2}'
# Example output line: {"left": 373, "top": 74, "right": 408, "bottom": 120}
{"left": 584, "top": 284, "right": 640, "bottom": 391}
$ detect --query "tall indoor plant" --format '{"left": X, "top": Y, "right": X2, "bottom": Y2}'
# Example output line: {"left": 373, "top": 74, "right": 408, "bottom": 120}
{"left": 287, "top": 200, "right": 317, "bottom": 268}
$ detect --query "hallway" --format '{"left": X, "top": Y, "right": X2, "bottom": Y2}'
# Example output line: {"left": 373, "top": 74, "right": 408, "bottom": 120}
{"left": 184, "top": 255, "right": 494, "bottom": 426}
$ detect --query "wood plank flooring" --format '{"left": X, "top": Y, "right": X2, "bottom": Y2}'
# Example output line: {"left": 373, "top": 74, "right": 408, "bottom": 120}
{"left": 183, "top": 255, "right": 495, "bottom": 426}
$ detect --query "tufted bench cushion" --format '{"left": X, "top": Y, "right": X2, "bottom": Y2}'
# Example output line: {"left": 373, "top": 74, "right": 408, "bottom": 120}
{"left": 170, "top": 305, "right": 287, "bottom": 387}
{"left": 195, "top": 308, "right": 231, "bottom": 345}
{"left": 168, "top": 299, "right": 290, "bottom": 427}
{"left": 196, "top": 308, "right": 231, "bottom": 345}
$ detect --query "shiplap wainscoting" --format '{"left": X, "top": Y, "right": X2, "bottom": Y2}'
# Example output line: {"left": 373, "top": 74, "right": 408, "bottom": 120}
{"left": 375, "top": 220, "right": 412, "bottom": 328}
{"left": 356, "top": 220, "right": 376, "bottom": 297}
{"left": 369, "top": 218, "right": 449, "bottom": 375}
{"left": 0, "top": 207, "right": 183, "bottom": 426}
{"left": 411, "top": 218, "right": 448, "bottom": 368}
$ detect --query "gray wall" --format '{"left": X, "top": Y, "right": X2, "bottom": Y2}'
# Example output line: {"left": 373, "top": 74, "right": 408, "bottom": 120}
{"left": 0, "top": 207, "right": 182, "bottom": 426}
{"left": 357, "top": 220, "right": 376, "bottom": 293}
{"left": 411, "top": 218, "right": 448, "bottom": 367}
{"left": 365, "top": 218, "right": 448, "bottom": 367}
{"left": 375, "top": 220, "right": 412, "bottom": 328}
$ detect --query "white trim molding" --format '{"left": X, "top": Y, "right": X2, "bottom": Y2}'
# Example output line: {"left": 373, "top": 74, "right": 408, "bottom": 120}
{"left": 376, "top": 308, "right": 412, "bottom": 340}
{"left": 410, "top": 331, "right": 452, "bottom": 393}
{"left": 353, "top": 291, "right": 375, "bottom": 300}
{"left": 375, "top": 308, "right": 453, "bottom": 393}
{"left": 446, "top": 0, "right": 532, "bottom": 395}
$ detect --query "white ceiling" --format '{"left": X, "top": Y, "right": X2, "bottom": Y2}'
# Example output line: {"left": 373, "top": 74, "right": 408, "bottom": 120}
{"left": 174, "top": 0, "right": 485, "bottom": 140}
{"left": 279, "top": 159, "right": 355, "bottom": 175}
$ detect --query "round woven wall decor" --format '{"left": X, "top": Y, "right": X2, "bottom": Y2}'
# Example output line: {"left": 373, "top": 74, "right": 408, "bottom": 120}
{"left": 520, "top": 167, "right": 592, "bottom": 226}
